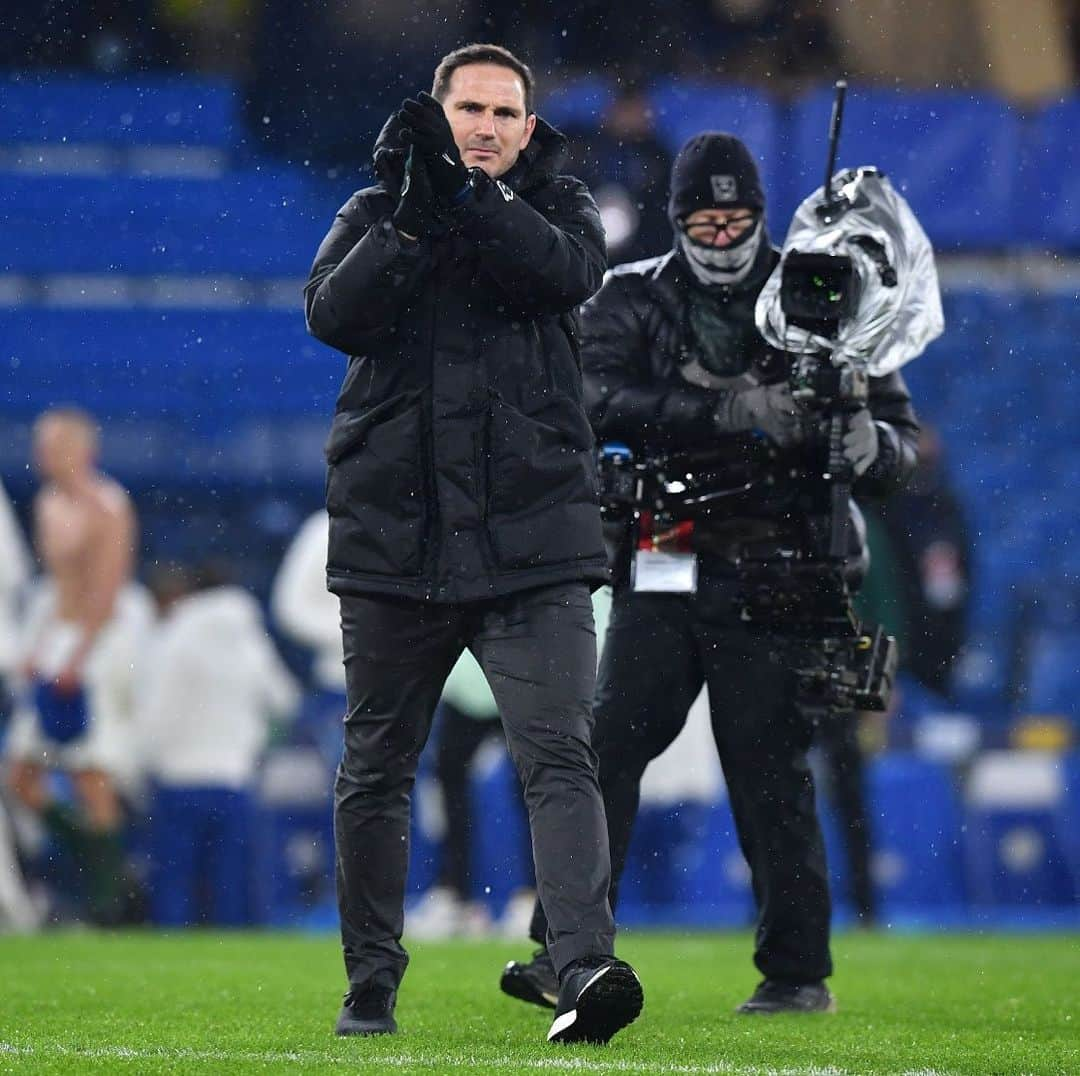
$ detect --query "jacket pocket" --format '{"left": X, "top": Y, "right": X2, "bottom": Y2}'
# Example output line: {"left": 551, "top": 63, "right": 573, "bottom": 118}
{"left": 325, "top": 391, "right": 428, "bottom": 577}
{"left": 485, "top": 394, "right": 603, "bottom": 570}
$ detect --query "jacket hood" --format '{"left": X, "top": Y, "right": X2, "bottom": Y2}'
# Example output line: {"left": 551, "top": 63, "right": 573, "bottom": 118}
{"left": 372, "top": 110, "right": 569, "bottom": 193}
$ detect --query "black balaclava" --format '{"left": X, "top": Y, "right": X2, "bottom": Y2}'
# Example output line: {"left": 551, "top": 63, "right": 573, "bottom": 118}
{"left": 668, "top": 131, "right": 767, "bottom": 288}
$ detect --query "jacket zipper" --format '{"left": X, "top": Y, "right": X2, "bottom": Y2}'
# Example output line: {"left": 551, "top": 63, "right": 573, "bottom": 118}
{"left": 423, "top": 274, "right": 442, "bottom": 599}
{"left": 479, "top": 395, "right": 500, "bottom": 570}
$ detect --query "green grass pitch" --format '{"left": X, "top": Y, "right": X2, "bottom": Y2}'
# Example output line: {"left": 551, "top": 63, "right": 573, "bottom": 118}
{"left": 0, "top": 930, "right": 1076, "bottom": 1074}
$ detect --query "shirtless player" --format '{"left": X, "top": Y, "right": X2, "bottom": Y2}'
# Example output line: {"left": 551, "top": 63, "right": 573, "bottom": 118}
{"left": 5, "top": 408, "right": 145, "bottom": 924}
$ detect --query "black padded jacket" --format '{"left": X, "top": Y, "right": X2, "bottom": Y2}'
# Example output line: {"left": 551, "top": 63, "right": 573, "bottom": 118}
{"left": 305, "top": 114, "right": 610, "bottom": 602}
{"left": 581, "top": 245, "right": 920, "bottom": 570}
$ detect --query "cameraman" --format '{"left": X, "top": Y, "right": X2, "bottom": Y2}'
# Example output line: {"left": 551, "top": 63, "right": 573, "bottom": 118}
{"left": 502, "top": 133, "right": 918, "bottom": 1014}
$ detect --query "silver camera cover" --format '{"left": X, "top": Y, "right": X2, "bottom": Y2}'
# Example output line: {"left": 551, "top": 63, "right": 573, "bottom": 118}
{"left": 756, "top": 167, "right": 944, "bottom": 376}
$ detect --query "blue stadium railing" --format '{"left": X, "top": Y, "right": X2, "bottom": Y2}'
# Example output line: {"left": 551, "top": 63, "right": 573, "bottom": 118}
{"left": 1, "top": 71, "right": 1074, "bottom": 252}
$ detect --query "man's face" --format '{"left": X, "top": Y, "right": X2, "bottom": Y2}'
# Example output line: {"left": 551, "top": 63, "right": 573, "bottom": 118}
{"left": 683, "top": 207, "right": 758, "bottom": 249}
{"left": 32, "top": 418, "right": 94, "bottom": 485}
{"left": 439, "top": 63, "right": 536, "bottom": 178}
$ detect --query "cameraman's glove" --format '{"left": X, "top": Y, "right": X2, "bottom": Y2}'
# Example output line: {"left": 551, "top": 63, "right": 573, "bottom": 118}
{"left": 843, "top": 408, "right": 879, "bottom": 476}
{"left": 398, "top": 91, "right": 471, "bottom": 204}
{"left": 392, "top": 148, "right": 434, "bottom": 241}
{"left": 715, "top": 381, "right": 804, "bottom": 447}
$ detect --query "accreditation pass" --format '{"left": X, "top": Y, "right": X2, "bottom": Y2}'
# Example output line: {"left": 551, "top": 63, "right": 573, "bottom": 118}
{"left": 631, "top": 550, "right": 699, "bottom": 593}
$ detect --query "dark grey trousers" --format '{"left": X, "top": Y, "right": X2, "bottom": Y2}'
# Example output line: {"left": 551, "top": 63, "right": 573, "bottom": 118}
{"left": 530, "top": 575, "right": 833, "bottom": 984}
{"left": 335, "top": 582, "right": 614, "bottom": 991}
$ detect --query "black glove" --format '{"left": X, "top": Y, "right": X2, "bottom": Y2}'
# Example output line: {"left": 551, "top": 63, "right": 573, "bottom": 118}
{"left": 392, "top": 148, "right": 435, "bottom": 241}
{"left": 714, "top": 381, "right": 804, "bottom": 446}
{"left": 398, "top": 91, "right": 471, "bottom": 203}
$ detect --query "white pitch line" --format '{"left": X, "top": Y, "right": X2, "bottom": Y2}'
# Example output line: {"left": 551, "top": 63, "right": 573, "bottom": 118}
{"left": 0, "top": 1042, "right": 948, "bottom": 1076}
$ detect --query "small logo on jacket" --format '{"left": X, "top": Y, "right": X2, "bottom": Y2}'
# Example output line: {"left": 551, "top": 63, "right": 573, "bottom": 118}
{"left": 710, "top": 174, "right": 738, "bottom": 201}
{"left": 496, "top": 180, "right": 515, "bottom": 202}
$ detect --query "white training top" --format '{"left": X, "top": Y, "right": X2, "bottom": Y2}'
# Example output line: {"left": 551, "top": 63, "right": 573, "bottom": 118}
{"left": 0, "top": 480, "right": 32, "bottom": 677}
{"left": 271, "top": 510, "right": 345, "bottom": 692}
{"left": 136, "top": 586, "right": 299, "bottom": 788}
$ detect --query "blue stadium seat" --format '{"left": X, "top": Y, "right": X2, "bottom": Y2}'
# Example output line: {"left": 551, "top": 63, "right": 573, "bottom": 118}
{"left": 254, "top": 748, "right": 335, "bottom": 927}
{"left": 405, "top": 753, "right": 443, "bottom": 902}
{"left": 0, "top": 308, "right": 339, "bottom": 421}
{"left": 469, "top": 746, "right": 533, "bottom": 914}
{"left": 671, "top": 792, "right": 754, "bottom": 926}
{"left": 1012, "top": 583, "right": 1080, "bottom": 720}
{"left": 0, "top": 74, "right": 240, "bottom": 147}
{"left": 1021, "top": 629, "right": 1080, "bottom": 718}
{"left": 867, "top": 754, "right": 966, "bottom": 914}
{"left": 1055, "top": 751, "right": 1080, "bottom": 887}
{"left": 1026, "top": 96, "right": 1080, "bottom": 249}
{"left": 963, "top": 751, "right": 1079, "bottom": 907}
{"left": 620, "top": 802, "right": 712, "bottom": 924}
{"left": 0, "top": 307, "right": 341, "bottom": 485}
{"left": 2, "top": 170, "right": 332, "bottom": 275}
{"left": 786, "top": 89, "right": 1022, "bottom": 249}
{"left": 539, "top": 76, "right": 616, "bottom": 131}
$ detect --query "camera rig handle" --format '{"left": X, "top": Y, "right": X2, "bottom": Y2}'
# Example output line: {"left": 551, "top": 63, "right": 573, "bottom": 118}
{"left": 827, "top": 413, "right": 851, "bottom": 559}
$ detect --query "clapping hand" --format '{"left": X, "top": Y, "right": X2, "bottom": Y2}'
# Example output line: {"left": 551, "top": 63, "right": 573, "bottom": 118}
{"left": 392, "top": 148, "right": 435, "bottom": 241}
{"left": 397, "top": 92, "right": 471, "bottom": 203}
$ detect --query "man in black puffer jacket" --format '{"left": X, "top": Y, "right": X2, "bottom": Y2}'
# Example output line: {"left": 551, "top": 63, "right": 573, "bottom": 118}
{"left": 502, "top": 133, "right": 919, "bottom": 1015}
{"left": 305, "top": 44, "right": 642, "bottom": 1045}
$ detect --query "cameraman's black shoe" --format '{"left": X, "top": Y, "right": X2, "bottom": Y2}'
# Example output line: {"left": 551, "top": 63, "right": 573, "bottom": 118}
{"left": 547, "top": 956, "right": 643, "bottom": 1044}
{"left": 334, "top": 984, "right": 398, "bottom": 1036}
{"left": 500, "top": 947, "right": 558, "bottom": 1010}
{"left": 736, "top": 979, "right": 836, "bottom": 1015}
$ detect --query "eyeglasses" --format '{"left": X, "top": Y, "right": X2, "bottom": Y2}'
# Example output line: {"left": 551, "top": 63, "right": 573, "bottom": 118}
{"left": 682, "top": 213, "right": 758, "bottom": 245}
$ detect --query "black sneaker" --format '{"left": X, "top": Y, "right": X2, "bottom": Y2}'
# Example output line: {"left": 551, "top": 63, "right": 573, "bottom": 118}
{"left": 334, "top": 984, "right": 398, "bottom": 1036}
{"left": 500, "top": 947, "right": 558, "bottom": 1010}
{"left": 736, "top": 979, "right": 836, "bottom": 1015}
{"left": 547, "top": 957, "right": 643, "bottom": 1045}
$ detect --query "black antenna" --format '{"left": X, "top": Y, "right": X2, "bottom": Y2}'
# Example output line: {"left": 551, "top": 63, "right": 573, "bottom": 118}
{"left": 816, "top": 79, "right": 848, "bottom": 223}
{"left": 824, "top": 80, "right": 847, "bottom": 193}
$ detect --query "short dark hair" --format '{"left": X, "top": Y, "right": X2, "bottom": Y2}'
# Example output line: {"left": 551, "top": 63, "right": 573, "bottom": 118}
{"left": 432, "top": 43, "right": 535, "bottom": 114}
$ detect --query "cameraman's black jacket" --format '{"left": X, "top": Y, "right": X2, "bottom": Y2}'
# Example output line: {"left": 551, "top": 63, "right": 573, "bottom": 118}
{"left": 305, "top": 115, "right": 609, "bottom": 602}
{"left": 582, "top": 245, "right": 919, "bottom": 575}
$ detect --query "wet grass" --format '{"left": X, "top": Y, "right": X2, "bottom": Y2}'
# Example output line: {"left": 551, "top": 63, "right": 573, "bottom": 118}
{"left": 0, "top": 929, "right": 1075, "bottom": 1074}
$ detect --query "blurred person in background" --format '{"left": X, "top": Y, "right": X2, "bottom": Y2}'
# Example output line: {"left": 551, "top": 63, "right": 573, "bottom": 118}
{"left": 0, "top": 477, "right": 32, "bottom": 734}
{"left": 563, "top": 83, "right": 673, "bottom": 264}
{"left": 0, "top": 477, "right": 38, "bottom": 932}
{"left": 272, "top": 509, "right": 346, "bottom": 774}
{"left": 502, "top": 133, "right": 919, "bottom": 1015}
{"left": 137, "top": 561, "right": 299, "bottom": 927}
{"left": 305, "top": 43, "right": 642, "bottom": 1043}
{"left": 878, "top": 424, "right": 970, "bottom": 701}
{"left": 4, "top": 408, "right": 152, "bottom": 925}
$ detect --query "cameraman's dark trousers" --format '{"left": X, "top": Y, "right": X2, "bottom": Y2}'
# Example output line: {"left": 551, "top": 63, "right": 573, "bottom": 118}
{"left": 335, "top": 582, "right": 615, "bottom": 991}
{"left": 530, "top": 570, "right": 833, "bottom": 984}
